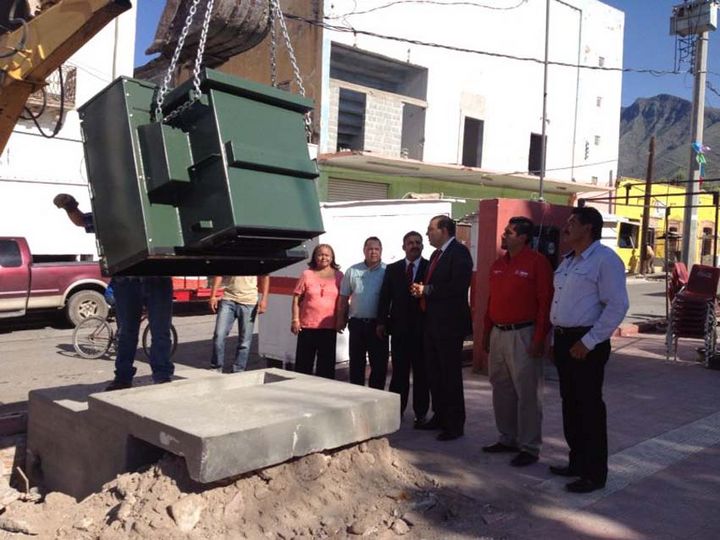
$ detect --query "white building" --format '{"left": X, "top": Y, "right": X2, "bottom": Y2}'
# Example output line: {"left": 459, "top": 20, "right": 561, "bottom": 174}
{"left": 0, "top": 6, "right": 137, "bottom": 257}
{"left": 320, "top": 0, "right": 623, "bottom": 187}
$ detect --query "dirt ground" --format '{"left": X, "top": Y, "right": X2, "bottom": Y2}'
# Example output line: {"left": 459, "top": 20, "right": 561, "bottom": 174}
{"left": 0, "top": 438, "right": 492, "bottom": 540}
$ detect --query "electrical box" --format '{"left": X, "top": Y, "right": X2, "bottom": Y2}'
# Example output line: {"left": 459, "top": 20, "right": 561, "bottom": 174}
{"left": 79, "top": 69, "right": 324, "bottom": 276}
{"left": 670, "top": 1, "right": 718, "bottom": 36}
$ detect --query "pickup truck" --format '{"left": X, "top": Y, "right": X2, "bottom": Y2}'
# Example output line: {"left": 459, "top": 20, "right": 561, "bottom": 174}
{"left": 0, "top": 237, "right": 109, "bottom": 326}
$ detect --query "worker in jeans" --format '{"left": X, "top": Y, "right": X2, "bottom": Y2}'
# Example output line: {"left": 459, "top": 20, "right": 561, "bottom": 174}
{"left": 209, "top": 275, "right": 269, "bottom": 372}
{"left": 54, "top": 193, "right": 174, "bottom": 390}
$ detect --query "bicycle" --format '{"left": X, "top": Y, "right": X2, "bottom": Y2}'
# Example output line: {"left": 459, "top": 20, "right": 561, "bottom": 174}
{"left": 72, "top": 310, "right": 178, "bottom": 360}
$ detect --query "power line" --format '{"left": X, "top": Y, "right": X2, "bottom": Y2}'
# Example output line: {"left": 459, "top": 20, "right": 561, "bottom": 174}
{"left": 286, "top": 14, "right": 680, "bottom": 75}
{"left": 326, "top": 0, "right": 528, "bottom": 19}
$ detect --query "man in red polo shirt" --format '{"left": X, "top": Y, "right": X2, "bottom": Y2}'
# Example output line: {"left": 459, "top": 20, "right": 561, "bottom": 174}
{"left": 481, "top": 216, "right": 553, "bottom": 467}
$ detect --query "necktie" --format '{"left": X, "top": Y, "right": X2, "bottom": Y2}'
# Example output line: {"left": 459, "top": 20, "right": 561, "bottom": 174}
{"left": 406, "top": 261, "right": 414, "bottom": 284}
{"left": 419, "top": 249, "right": 442, "bottom": 312}
{"left": 425, "top": 249, "right": 443, "bottom": 284}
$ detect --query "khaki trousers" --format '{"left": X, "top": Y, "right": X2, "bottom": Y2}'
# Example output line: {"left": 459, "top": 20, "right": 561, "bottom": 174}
{"left": 488, "top": 325, "right": 544, "bottom": 455}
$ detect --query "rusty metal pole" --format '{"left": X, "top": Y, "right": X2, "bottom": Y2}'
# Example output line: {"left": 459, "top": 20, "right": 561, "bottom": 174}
{"left": 714, "top": 192, "right": 719, "bottom": 265}
{"left": 640, "top": 137, "right": 655, "bottom": 274}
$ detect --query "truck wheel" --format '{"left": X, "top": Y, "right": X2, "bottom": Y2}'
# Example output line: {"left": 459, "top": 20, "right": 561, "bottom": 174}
{"left": 66, "top": 290, "right": 108, "bottom": 327}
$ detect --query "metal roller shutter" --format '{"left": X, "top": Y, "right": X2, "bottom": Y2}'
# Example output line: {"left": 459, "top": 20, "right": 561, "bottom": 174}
{"left": 327, "top": 178, "right": 389, "bottom": 202}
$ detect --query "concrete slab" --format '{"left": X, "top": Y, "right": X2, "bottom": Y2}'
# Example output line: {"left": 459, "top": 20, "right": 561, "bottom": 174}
{"left": 26, "top": 366, "right": 224, "bottom": 499}
{"left": 27, "top": 367, "right": 399, "bottom": 497}
{"left": 88, "top": 369, "right": 400, "bottom": 483}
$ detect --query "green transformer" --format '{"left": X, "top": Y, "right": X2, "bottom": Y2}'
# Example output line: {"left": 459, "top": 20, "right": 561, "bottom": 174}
{"left": 78, "top": 68, "right": 324, "bottom": 276}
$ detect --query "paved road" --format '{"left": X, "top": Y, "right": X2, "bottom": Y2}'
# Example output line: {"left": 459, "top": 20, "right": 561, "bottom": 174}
{"left": 0, "top": 276, "right": 669, "bottom": 411}
{"left": 625, "top": 276, "right": 667, "bottom": 324}
{"left": 0, "top": 308, "right": 221, "bottom": 412}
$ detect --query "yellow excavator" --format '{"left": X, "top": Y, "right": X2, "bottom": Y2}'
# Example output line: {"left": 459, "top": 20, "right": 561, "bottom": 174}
{"left": 0, "top": 0, "right": 270, "bottom": 153}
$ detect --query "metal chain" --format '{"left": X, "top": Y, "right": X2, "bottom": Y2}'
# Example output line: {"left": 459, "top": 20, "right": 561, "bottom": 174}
{"left": 270, "top": 0, "right": 306, "bottom": 97}
{"left": 269, "top": 0, "right": 312, "bottom": 140}
{"left": 191, "top": 0, "right": 215, "bottom": 98}
{"left": 157, "top": 0, "right": 215, "bottom": 123}
{"left": 269, "top": 5, "right": 277, "bottom": 87}
{"left": 155, "top": 0, "right": 201, "bottom": 119}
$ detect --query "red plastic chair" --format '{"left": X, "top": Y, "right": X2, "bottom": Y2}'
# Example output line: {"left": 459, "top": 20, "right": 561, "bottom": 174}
{"left": 667, "top": 262, "right": 689, "bottom": 303}
{"left": 668, "top": 264, "right": 720, "bottom": 364}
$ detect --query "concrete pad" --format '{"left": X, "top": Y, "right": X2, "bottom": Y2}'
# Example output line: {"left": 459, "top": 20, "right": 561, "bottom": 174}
{"left": 88, "top": 369, "right": 400, "bottom": 483}
{"left": 26, "top": 367, "right": 225, "bottom": 499}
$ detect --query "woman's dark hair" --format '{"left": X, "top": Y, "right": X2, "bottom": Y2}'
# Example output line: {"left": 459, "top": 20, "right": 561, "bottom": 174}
{"left": 571, "top": 206, "right": 603, "bottom": 241}
{"left": 308, "top": 243, "right": 340, "bottom": 270}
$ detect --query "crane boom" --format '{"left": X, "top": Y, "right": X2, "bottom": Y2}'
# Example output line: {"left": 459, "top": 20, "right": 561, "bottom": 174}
{"left": 0, "top": 0, "right": 131, "bottom": 152}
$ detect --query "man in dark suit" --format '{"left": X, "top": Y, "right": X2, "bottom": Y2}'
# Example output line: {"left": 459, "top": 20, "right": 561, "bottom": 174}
{"left": 377, "top": 231, "right": 430, "bottom": 427}
{"left": 411, "top": 215, "right": 473, "bottom": 441}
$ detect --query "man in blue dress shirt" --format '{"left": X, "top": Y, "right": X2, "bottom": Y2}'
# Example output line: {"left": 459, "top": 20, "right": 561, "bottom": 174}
{"left": 549, "top": 206, "right": 629, "bottom": 493}
{"left": 336, "top": 237, "right": 388, "bottom": 389}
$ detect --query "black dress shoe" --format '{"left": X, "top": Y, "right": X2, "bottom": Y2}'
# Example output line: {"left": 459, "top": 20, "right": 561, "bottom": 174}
{"left": 481, "top": 442, "right": 519, "bottom": 453}
{"left": 549, "top": 465, "right": 580, "bottom": 477}
{"left": 416, "top": 416, "right": 442, "bottom": 431}
{"left": 104, "top": 379, "right": 132, "bottom": 392}
{"left": 413, "top": 417, "right": 427, "bottom": 429}
{"left": 565, "top": 478, "right": 605, "bottom": 493}
{"left": 510, "top": 451, "right": 539, "bottom": 467}
{"left": 436, "top": 431, "right": 463, "bottom": 441}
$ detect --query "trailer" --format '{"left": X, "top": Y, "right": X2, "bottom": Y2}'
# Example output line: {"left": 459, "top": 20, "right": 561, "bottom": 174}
{"left": 258, "top": 199, "right": 454, "bottom": 367}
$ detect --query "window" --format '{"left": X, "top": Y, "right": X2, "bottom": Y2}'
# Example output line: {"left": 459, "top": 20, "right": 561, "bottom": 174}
{"left": 401, "top": 103, "right": 426, "bottom": 160}
{"left": 598, "top": 56, "right": 605, "bottom": 67}
{"left": 336, "top": 88, "right": 366, "bottom": 152}
{"left": 596, "top": 96, "right": 602, "bottom": 107}
{"left": 594, "top": 135, "right": 601, "bottom": 146}
{"left": 618, "top": 223, "right": 639, "bottom": 249}
{"left": 0, "top": 240, "right": 22, "bottom": 268}
{"left": 528, "top": 133, "right": 547, "bottom": 176}
{"left": 461, "top": 116, "right": 484, "bottom": 167}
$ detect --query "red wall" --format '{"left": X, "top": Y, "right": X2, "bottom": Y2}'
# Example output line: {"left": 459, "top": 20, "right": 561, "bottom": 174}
{"left": 472, "top": 199, "right": 574, "bottom": 372}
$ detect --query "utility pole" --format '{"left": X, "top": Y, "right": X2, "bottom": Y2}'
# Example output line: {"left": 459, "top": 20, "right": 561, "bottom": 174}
{"left": 538, "top": 0, "right": 550, "bottom": 202}
{"left": 682, "top": 31, "right": 708, "bottom": 267}
{"left": 670, "top": 1, "right": 717, "bottom": 268}
{"left": 640, "top": 137, "right": 655, "bottom": 275}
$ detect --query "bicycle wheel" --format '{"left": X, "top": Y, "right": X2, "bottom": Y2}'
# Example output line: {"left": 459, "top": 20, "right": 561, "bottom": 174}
{"left": 73, "top": 316, "right": 113, "bottom": 359}
{"left": 142, "top": 324, "right": 179, "bottom": 359}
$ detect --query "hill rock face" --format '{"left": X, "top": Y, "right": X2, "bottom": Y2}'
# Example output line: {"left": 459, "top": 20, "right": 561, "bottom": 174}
{"left": 619, "top": 94, "right": 720, "bottom": 181}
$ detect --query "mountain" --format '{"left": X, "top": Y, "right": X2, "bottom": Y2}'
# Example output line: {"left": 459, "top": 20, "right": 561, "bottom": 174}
{"left": 618, "top": 94, "right": 720, "bottom": 181}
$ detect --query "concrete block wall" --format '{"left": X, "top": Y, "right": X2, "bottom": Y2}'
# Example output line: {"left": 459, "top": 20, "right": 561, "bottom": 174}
{"left": 327, "top": 79, "right": 403, "bottom": 157}
{"left": 327, "top": 84, "right": 340, "bottom": 152}
{"left": 363, "top": 92, "right": 403, "bottom": 157}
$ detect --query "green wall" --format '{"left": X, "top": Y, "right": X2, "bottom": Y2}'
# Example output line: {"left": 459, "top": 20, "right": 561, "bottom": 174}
{"left": 318, "top": 166, "right": 570, "bottom": 218}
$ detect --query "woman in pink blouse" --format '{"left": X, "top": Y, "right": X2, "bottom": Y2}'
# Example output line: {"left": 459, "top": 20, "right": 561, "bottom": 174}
{"left": 291, "top": 244, "right": 343, "bottom": 379}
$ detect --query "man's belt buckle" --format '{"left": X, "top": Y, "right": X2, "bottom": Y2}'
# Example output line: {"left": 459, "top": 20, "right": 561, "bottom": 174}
{"left": 495, "top": 321, "right": 534, "bottom": 331}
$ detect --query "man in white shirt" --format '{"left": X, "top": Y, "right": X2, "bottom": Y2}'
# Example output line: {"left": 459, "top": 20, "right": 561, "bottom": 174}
{"left": 549, "top": 206, "right": 629, "bottom": 493}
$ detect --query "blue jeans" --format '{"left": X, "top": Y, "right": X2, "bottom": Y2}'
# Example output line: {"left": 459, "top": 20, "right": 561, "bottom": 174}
{"left": 113, "top": 276, "right": 174, "bottom": 384}
{"left": 211, "top": 300, "right": 257, "bottom": 372}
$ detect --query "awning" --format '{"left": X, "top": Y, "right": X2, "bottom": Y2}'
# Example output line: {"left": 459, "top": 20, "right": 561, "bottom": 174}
{"left": 318, "top": 151, "right": 607, "bottom": 196}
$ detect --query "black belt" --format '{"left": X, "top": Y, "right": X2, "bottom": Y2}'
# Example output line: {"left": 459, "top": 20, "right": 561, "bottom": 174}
{"left": 494, "top": 321, "right": 534, "bottom": 331}
{"left": 554, "top": 326, "right": 592, "bottom": 335}
{"left": 350, "top": 317, "right": 377, "bottom": 323}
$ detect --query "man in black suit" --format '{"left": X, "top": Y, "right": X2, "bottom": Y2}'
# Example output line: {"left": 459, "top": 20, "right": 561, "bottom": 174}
{"left": 411, "top": 215, "right": 473, "bottom": 441}
{"left": 377, "top": 231, "right": 431, "bottom": 426}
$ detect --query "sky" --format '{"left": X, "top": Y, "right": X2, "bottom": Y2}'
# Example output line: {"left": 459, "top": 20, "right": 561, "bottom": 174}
{"left": 133, "top": 0, "right": 720, "bottom": 108}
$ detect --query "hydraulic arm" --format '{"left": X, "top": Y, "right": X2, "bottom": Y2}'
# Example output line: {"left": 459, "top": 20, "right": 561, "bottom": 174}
{"left": 0, "top": 0, "right": 131, "bottom": 152}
